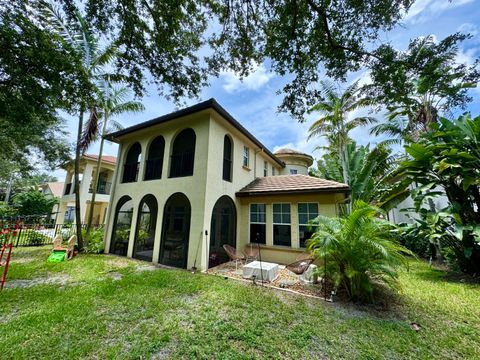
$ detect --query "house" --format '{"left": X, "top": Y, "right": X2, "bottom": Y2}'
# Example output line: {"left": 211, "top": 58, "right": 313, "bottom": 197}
{"left": 39, "top": 182, "right": 64, "bottom": 221}
{"left": 103, "top": 99, "right": 349, "bottom": 270}
{"left": 56, "top": 154, "right": 116, "bottom": 225}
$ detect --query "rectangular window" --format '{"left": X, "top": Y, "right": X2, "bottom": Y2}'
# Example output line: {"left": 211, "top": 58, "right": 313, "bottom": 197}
{"left": 250, "top": 203, "right": 266, "bottom": 244}
{"left": 290, "top": 169, "right": 298, "bottom": 175}
{"left": 273, "top": 203, "right": 291, "bottom": 247}
{"left": 272, "top": 167, "right": 276, "bottom": 176}
{"left": 243, "top": 146, "right": 250, "bottom": 168}
{"left": 298, "top": 203, "right": 319, "bottom": 248}
{"left": 263, "top": 161, "right": 268, "bottom": 177}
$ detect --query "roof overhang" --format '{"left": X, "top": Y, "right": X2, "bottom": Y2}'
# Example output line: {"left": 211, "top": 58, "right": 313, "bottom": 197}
{"left": 236, "top": 187, "right": 351, "bottom": 197}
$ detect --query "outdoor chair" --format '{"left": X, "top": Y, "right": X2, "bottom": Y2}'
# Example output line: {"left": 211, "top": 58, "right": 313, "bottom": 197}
{"left": 223, "top": 244, "right": 245, "bottom": 271}
{"left": 243, "top": 244, "right": 259, "bottom": 263}
{"left": 286, "top": 257, "right": 315, "bottom": 275}
{"left": 65, "top": 235, "right": 76, "bottom": 260}
{"left": 52, "top": 235, "right": 63, "bottom": 250}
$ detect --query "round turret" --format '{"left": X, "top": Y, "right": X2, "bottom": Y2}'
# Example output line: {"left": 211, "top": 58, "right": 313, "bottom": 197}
{"left": 274, "top": 148, "right": 313, "bottom": 175}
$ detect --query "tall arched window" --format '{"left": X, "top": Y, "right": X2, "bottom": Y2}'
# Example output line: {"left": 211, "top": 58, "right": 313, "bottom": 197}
{"left": 144, "top": 136, "right": 165, "bottom": 180}
{"left": 133, "top": 194, "right": 158, "bottom": 262}
{"left": 223, "top": 135, "right": 233, "bottom": 182}
{"left": 122, "top": 142, "right": 142, "bottom": 183}
{"left": 109, "top": 196, "right": 134, "bottom": 256}
{"left": 169, "top": 129, "right": 196, "bottom": 178}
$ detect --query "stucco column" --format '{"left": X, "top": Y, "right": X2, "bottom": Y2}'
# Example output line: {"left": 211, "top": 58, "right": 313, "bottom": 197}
{"left": 266, "top": 202, "right": 273, "bottom": 246}
{"left": 291, "top": 203, "right": 299, "bottom": 249}
{"left": 126, "top": 200, "right": 139, "bottom": 258}
{"left": 79, "top": 163, "right": 94, "bottom": 223}
{"left": 55, "top": 201, "right": 68, "bottom": 226}
{"left": 151, "top": 202, "right": 164, "bottom": 263}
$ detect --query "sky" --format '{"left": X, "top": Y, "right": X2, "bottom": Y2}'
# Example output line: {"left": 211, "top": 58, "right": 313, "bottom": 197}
{"left": 51, "top": 0, "right": 480, "bottom": 181}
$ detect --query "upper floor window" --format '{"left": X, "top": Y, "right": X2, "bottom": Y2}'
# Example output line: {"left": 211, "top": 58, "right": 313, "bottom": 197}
{"left": 298, "top": 203, "right": 319, "bottom": 248}
{"left": 169, "top": 128, "right": 196, "bottom": 178}
{"left": 273, "top": 203, "right": 291, "bottom": 247}
{"left": 243, "top": 146, "right": 250, "bottom": 168}
{"left": 223, "top": 135, "right": 233, "bottom": 182}
{"left": 290, "top": 169, "right": 298, "bottom": 175}
{"left": 122, "top": 142, "right": 142, "bottom": 183}
{"left": 263, "top": 161, "right": 268, "bottom": 177}
{"left": 144, "top": 136, "right": 165, "bottom": 180}
{"left": 272, "top": 167, "right": 276, "bottom": 176}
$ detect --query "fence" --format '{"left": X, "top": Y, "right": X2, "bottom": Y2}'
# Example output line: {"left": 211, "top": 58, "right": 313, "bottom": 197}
{"left": 0, "top": 222, "right": 103, "bottom": 247}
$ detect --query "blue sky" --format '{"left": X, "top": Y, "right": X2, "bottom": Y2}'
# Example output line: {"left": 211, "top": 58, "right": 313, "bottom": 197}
{"left": 52, "top": 0, "right": 480, "bottom": 180}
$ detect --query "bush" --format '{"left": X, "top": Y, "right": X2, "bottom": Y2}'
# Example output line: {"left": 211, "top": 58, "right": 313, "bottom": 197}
{"left": 83, "top": 227, "right": 105, "bottom": 254}
{"left": 28, "top": 231, "right": 50, "bottom": 246}
{"left": 308, "top": 201, "right": 413, "bottom": 302}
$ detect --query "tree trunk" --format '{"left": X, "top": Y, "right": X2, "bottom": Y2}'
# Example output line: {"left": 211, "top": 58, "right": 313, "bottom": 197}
{"left": 74, "top": 108, "right": 84, "bottom": 250}
{"left": 84, "top": 112, "right": 108, "bottom": 244}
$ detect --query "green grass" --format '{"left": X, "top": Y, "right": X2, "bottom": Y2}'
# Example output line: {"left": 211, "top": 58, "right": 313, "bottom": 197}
{"left": 1, "top": 247, "right": 479, "bottom": 359}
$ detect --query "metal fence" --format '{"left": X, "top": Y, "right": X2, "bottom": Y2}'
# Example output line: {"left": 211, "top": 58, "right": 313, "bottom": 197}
{"left": 0, "top": 222, "right": 103, "bottom": 247}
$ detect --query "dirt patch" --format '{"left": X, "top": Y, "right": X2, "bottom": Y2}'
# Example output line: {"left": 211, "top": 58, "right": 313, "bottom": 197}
{"left": 151, "top": 339, "right": 178, "bottom": 360}
{"left": 5, "top": 274, "right": 71, "bottom": 289}
{"left": 106, "top": 257, "right": 132, "bottom": 269}
{"left": 135, "top": 264, "right": 158, "bottom": 272}
{"left": 107, "top": 272, "right": 123, "bottom": 281}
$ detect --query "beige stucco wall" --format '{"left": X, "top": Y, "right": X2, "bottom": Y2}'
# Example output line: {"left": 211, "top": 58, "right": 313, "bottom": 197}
{"left": 103, "top": 108, "right": 346, "bottom": 270}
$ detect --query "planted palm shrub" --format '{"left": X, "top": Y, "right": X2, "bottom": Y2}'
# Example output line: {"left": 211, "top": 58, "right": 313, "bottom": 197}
{"left": 307, "top": 201, "right": 413, "bottom": 301}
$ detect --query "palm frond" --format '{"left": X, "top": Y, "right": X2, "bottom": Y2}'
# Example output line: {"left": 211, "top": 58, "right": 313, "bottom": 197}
{"left": 80, "top": 106, "right": 100, "bottom": 152}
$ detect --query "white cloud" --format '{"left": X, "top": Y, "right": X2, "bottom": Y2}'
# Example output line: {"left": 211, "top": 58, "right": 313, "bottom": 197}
{"left": 404, "top": 0, "right": 474, "bottom": 24}
{"left": 221, "top": 62, "right": 274, "bottom": 93}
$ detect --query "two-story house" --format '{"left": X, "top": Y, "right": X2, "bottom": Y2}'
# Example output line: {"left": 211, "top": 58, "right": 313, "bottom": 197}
{"left": 103, "top": 99, "right": 349, "bottom": 270}
{"left": 56, "top": 154, "right": 116, "bottom": 225}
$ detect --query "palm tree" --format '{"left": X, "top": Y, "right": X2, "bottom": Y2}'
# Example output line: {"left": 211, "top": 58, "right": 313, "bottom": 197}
{"left": 307, "top": 201, "right": 413, "bottom": 301}
{"left": 40, "top": 4, "right": 116, "bottom": 249}
{"left": 308, "top": 80, "right": 376, "bottom": 186}
{"left": 82, "top": 79, "right": 144, "bottom": 244}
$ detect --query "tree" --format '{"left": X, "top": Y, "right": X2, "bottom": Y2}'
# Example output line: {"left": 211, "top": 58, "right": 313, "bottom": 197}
{"left": 0, "top": 2, "right": 78, "bottom": 171}
{"left": 385, "top": 113, "right": 480, "bottom": 275}
{"left": 307, "top": 201, "right": 412, "bottom": 301}
{"left": 83, "top": 80, "right": 144, "bottom": 243}
{"left": 367, "top": 34, "right": 480, "bottom": 142}
{"left": 12, "top": 189, "right": 58, "bottom": 216}
{"left": 308, "top": 80, "right": 376, "bottom": 186}
{"left": 40, "top": 3, "right": 116, "bottom": 250}
{"left": 313, "top": 141, "right": 397, "bottom": 207}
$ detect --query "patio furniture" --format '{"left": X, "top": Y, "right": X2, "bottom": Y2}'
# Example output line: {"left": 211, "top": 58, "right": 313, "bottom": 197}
{"left": 223, "top": 244, "right": 245, "bottom": 271}
{"left": 65, "top": 235, "right": 76, "bottom": 260}
{"left": 243, "top": 244, "right": 259, "bottom": 263}
{"left": 286, "top": 257, "right": 315, "bottom": 275}
{"left": 52, "top": 235, "right": 63, "bottom": 250}
{"left": 243, "top": 260, "right": 279, "bottom": 282}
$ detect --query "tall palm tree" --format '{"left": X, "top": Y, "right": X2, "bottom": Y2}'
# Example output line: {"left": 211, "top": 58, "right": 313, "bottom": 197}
{"left": 308, "top": 80, "right": 376, "bottom": 186}
{"left": 40, "top": 4, "right": 116, "bottom": 249}
{"left": 82, "top": 79, "right": 144, "bottom": 243}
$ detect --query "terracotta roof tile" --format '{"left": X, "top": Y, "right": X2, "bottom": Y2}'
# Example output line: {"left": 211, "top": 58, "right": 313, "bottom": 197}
{"left": 236, "top": 175, "right": 349, "bottom": 197}
{"left": 83, "top": 154, "right": 117, "bottom": 165}
{"left": 47, "top": 182, "right": 65, "bottom": 197}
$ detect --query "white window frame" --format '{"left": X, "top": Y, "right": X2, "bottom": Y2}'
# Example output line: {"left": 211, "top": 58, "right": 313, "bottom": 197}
{"left": 263, "top": 161, "right": 268, "bottom": 177}
{"left": 298, "top": 202, "right": 319, "bottom": 248}
{"left": 243, "top": 146, "right": 250, "bottom": 168}
{"left": 272, "top": 166, "right": 276, "bottom": 176}
{"left": 272, "top": 203, "right": 291, "bottom": 247}
{"left": 290, "top": 169, "right": 298, "bottom": 175}
{"left": 249, "top": 203, "right": 266, "bottom": 244}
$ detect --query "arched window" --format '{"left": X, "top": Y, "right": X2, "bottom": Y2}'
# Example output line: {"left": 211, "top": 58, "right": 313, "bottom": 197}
{"left": 159, "top": 193, "right": 191, "bottom": 268}
{"left": 223, "top": 135, "right": 233, "bottom": 182}
{"left": 122, "top": 142, "right": 142, "bottom": 183}
{"left": 133, "top": 194, "right": 158, "bottom": 262}
{"left": 109, "top": 196, "right": 134, "bottom": 256}
{"left": 169, "top": 129, "right": 196, "bottom": 178}
{"left": 209, "top": 196, "right": 236, "bottom": 268}
{"left": 144, "top": 136, "right": 165, "bottom": 180}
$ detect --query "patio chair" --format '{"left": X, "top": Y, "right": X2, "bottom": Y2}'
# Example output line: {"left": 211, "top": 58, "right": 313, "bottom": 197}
{"left": 243, "top": 244, "right": 259, "bottom": 263}
{"left": 52, "top": 235, "right": 63, "bottom": 250}
{"left": 65, "top": 235, "right": 76, "bottom": 260}
{"left": 286, "top": 257, "right": 315, "bottom": 275}
{"left": 223, "top": 244, "right": 245, "bottom": 271}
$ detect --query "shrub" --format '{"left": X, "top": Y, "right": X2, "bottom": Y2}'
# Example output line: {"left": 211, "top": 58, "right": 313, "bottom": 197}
{"left": 83, "top": 227, "right": 105, "bottom": 254}
{"left": 308, "top": 201, "right": 413, "bottom": 301}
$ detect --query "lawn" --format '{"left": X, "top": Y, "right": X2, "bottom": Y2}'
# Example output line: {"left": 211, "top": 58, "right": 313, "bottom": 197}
{"left": 1, "top": 246, "right": 479, "bottom": 359}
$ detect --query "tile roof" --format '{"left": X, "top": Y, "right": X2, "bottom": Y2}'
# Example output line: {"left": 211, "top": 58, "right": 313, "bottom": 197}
{"left": 236, "top": 175, "right": 349, "bottom": 197}
{"left": 83, "top": 154, "right": 117, "bottom": 165}
{"left": 46, "top": 182, "right": 64, "bottom": 197}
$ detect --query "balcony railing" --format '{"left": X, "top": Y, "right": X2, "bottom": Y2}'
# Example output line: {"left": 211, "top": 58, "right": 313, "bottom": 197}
{"left": 122, "top": 162, "right": 139, "bottom": 183}
{"left": 169, "top": 152, "right": 194, "bottom": 178}
{"left": 88, "top": 181, "right": 112, "bottom": 195}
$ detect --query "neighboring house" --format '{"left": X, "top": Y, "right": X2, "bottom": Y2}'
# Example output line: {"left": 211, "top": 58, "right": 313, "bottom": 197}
{"left": 39, "top": 182, "right": 64, "bottom": 220}
{"left": 56, "top": 154, "right": 116, "bottom": 226}
{"left": 103, "top": 99, "right": 349, "bottom": 271}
